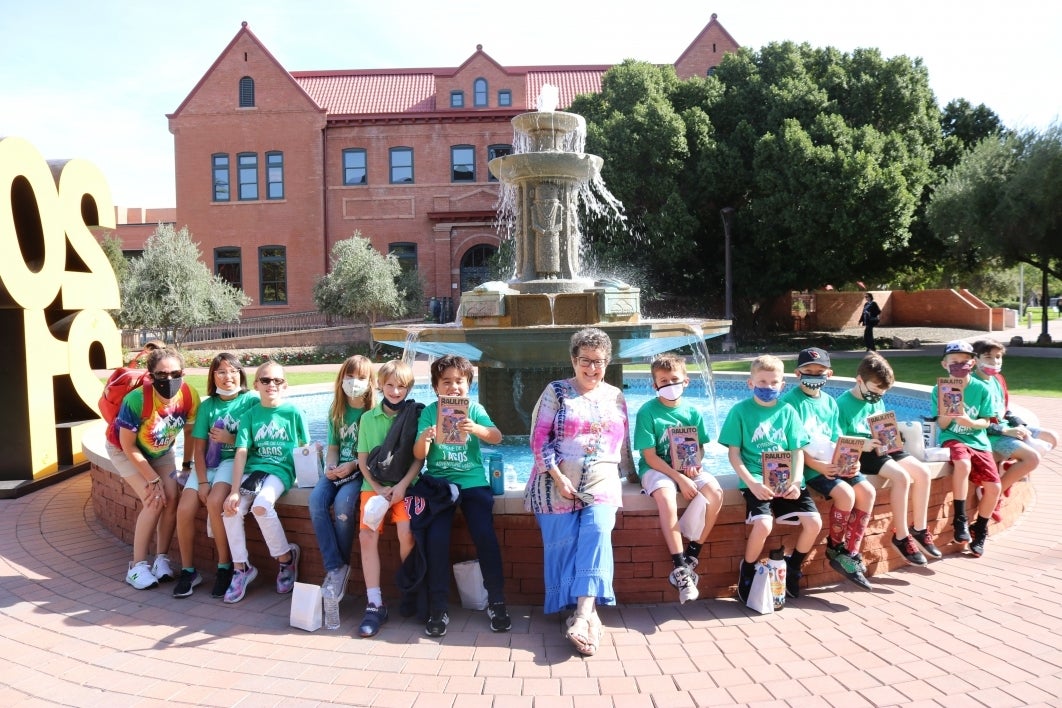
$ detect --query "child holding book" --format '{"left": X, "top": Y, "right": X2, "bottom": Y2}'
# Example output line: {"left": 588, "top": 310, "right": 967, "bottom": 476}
{"left": 412, "top": 355, "right": 510, "bottom": 636}
{"left": 781, "top": 348, "right": 874, "bottom": 590}
{"left": 933, "top": 341, "right": 1001, "bottom": 557}
{"left": 221, "top": 361, "right": 305, "bottom": 603}
{"left": 718, "top": 355, "right": 820, "bottom": 601}
{"left": 836, "top": 352, "right": 940, "bottom": 565}
{"left": 355, "top": 359, "right": 420, "bottom": 638}
{"left": 310, "top": 355, "right": 375, "bottom": 606}
{"left": 633, "top": 353, "right": 723, "bottom": 604}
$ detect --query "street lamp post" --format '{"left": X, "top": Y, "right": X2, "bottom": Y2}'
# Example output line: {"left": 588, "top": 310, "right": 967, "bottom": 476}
{"left": 720, "top": 207, "right": 736, "bottom": 352}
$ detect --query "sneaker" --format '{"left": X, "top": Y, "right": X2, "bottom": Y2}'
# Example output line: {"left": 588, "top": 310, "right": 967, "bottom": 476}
{"left": 825, "top": 539, "right": 844, "bottom": 562}
{"left": 322, "top": 563, "right": 350, "bottom": 603}
{"left": 223, "top": 563, "right": 258, "bottom": 604}
{"left": 358, "top": 604, "right": 388, "bottom": 638}
{"left": 784, "top": 556, "right": 802, "bottom": 598}
{"left": 276, "top": 543, "right": 300, "bottom": 594}
{"left": 892, "top": 534, "right": 928, "bottom": 566}
{"left": 211, "top": 566, "right": 234, "bottom": 599}
{"left": 829, "top": 551, "right": 872, "bottom": 590}
{"left": 682, "top": 555, "right": 699, "bottom": 571}
{"left": 969, "top": 526, "right": 987, "bottom": 557}
{"left": 172, "top": 569, "right": 202, "bottom": 598}
{"left": 954, "top": 516, "right": 971, "bottom": 544}
{"left": 487, "top": 602, "right": 512, "bottom": 632}
{"left": 668, "top": 564, "right": 700, "bottom": 604}
{"left": 909, "top": 526, "right": 943, "bottom": 559}
{"left": 151, "top": 554, "right": 174, "bottom": 582}
{"left": 850, "top": 552, "right": 868, "bottom": 575}
{"left": 125, "top": 561, "right": 159, "bottom": 590}
{"left": 425, "top": 611, "right": 449, "bottom": 637}
{"left": 736, "top": 561, "right": 753, "bottom": 604}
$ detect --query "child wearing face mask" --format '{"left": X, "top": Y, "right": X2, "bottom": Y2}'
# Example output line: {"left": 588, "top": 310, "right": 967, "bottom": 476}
{"left": 782, "top": 348, "right": 875, "bottom": 591}
{"left": 718, "top": 355, "right": 820, "bottom": 602}
{"left": 836, "top": 352, "right": 939, "bottom": 567}
{"left": 932, "top": 341, "right": 1001, "bottom": 558}
{"left": 633, "top": 353, "right": 723, "bottom": 604}
{"left": 309, "top": 355, "right": 376, "bottom": 608}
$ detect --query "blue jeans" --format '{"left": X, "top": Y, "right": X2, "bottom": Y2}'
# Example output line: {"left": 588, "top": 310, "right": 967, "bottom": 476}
{"left": 425, "top": 485, "right": 505, "bottom": 613}
{"left": 308, "top": 475, "right": 360, "bottom": 571}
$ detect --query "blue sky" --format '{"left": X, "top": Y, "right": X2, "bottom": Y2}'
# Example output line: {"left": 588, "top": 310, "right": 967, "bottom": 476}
{"left": 2, "top": 0, "right": 1058, "bottom": 209}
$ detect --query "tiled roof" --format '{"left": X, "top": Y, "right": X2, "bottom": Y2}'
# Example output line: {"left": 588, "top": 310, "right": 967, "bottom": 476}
{"left": 294, "top": 73, "right": 437, "bottom": 115}
{"left": 526, "top": 70, "right": 606, "bottom": 109}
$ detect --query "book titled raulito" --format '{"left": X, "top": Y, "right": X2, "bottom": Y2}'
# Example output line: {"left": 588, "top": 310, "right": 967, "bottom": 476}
{"left": 937, "top": 377, "right": 966, "bottom": 417}
{"left": 667, "top": 426, "right": 701, "bottom": 472}
{"left": 831, "top": 435, "right": 865, "bottom": 477}
{"left": 761, "top": 450, "right": 794, "bottom": 495}
{"left": 867, "top": 411, "right": 903, "bottom": 454}
{"left": 437, "top": 396, "right": 470, "bottom": 445}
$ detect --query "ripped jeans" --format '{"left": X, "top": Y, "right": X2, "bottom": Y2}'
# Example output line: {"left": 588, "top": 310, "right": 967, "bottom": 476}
{"left": 309, "top": 474, "right": 360, "bottom": 572}
{"left": 223, "top": 472, "right": 293, "bottom": 563}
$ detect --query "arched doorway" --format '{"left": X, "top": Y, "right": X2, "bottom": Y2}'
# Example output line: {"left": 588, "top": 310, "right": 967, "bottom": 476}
{"left": 459, "top": 244, "right": 497, "bottom": 293}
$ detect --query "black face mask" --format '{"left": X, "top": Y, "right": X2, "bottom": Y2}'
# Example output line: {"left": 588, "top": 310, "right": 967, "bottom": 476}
{"left": 382, "top": 398, "right": 406, "bottom": 413}
{"left": 859, "top": 382, "right": 883, "bottom": 404}
{"left": 153, "top": 377, "right": 183, "bottom": 399}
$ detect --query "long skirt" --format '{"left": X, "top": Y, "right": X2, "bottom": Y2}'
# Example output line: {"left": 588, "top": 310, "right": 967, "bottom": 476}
{"left": 535, "top": 504, "right": 617, "bottom": 614}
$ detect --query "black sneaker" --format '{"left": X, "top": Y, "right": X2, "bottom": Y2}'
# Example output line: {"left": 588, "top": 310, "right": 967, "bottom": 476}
{"left": 954, "top": 517, "right": 971, "bottom": 544}
{"left": 829, "top": 551, "right": 872, "bottom": 591}
{"left": 358, "top": 604, "right": 388, "bottom": 638}
{"left": 425, "top": 611, "right": 449, "bottom": 637}
{"left": 892, "top": 534, "right": 928, "bottom": 566}
{"left": 784, "top": 556, "right": 802, "bottom": 598}
{"left": 172, "top": 569, "right": 202, "bottom": 598}
{"left": 969, "top": 526, "right": 987, "bottom": 557}
{"left": 487, "top": 602, "right": 512, "bottom": 632}
{"left": 909, "top": 526, "right": 943, "bottom": 559}
{"left": 736, "top": 561, "right": 753, "bottom": 603}
{"left": 211, "top": 566, "right": 234, "bottom": 598}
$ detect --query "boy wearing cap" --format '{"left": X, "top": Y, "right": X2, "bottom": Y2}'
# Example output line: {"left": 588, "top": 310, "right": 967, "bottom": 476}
{"left": 782, "top": 348, "right": 874, "bottom": 590}
{"left": 933, "top": 340, "right": 1001, "bottom": 557}
{"left": 836, "top": 353, "right": 940, "bottom": 566}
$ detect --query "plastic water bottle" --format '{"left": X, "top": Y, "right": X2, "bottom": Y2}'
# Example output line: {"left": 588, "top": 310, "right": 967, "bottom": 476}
{"left": 767, "top": 546, "right": 787, "bottom": 611}
{"left": 504, "top": 464, "right": 521, "bottom": 491}
{"left": 204, "top": 418, "right": 226, "bottom": 468}
{"left": 322, "top": 586, "right": 340, "bottom": 630}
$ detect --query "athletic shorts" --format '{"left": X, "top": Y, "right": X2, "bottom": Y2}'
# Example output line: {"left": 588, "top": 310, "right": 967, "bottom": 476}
{"left": 943, "top": 440, "right": 1000, "bottom": 485}
{"left": 857, "top": 450, "right": 911, "bottom": 476}
{"left": 185, "top": 458, "right": 234, "bottom": 492}
{"left": 359, "top": 490, "right": 411, "bottom": 532}
{"left": 806, "top": 472, "right": 869, "bottom": 498}
{"left": 742, "top": 487, "right": 820, "bottom": 525}
{"left": 640, "top": 469, "right": 716, "bottom": 495}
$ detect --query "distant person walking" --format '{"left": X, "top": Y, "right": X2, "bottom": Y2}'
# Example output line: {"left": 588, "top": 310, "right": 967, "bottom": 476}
{"left": 859, "top": 293, "right": 881, "bottom": 352}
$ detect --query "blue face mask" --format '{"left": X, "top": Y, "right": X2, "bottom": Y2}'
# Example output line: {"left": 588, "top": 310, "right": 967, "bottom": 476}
{"left": 753, "top": 386, "right": 781, "bottom": 403}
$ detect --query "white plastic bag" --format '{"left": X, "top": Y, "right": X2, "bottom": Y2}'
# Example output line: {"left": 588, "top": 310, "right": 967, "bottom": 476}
{"left": 678, "top": 492, "right": 708, "bottom": 541}
{"left": 453, "top": 559, "right": 489, "bottom": 610}
{"left": 746, "top": 562, "right": 774, "bottom": 615}
{"left": 363, "top": 494, "right": 390, "bottom": 528}
{"left": 289, "top": 581, "right": 323, "bottom": 631}
{"left": 292, "top": 443, "right": 321, "bottom": 488}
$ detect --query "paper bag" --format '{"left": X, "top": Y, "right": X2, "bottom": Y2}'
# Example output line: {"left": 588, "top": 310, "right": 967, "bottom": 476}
{"left": 678, "top": 492, "right": 708, "bottom": 542}
{"left": 293, "top": 443, "right": 321, "bottom": 488}
{"left": 289, "top": 581, "right": 323, "bottom": 631}
{"left": 453, "top": 559, "right": 489, "bottom": 610}
{"left": 746, "top": 563, "right": 774, "bottom": 615}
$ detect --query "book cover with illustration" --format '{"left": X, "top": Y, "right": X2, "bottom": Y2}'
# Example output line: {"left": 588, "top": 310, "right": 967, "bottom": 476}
{"left": 867, "top": 411, "right": 903, "bottom": 454}
{"left": 937, "top": 377, "right": 966, "bottom": 417}
{"left": 831, "top": 436, "right": 865, "bottom": 477}
{"left": 761, "top": 451, "right": 794, "bottom": 495}
{"left": 667, "top": 426, "right": 701, "bottom": 471}
{"left": 437, "top": 396, "right": 470, "bottom": 445}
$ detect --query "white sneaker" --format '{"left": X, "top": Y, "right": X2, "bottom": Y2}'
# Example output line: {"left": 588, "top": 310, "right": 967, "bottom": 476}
{"left": 126, "top": 561, "right": 159, "bottom": 590}
{"left": 322, "top": 564, "right": 350, "bottom": 603}
{"left": 151, "top": 554, "right": 174, "bottom": 582}
{"left": 668, "top": 565, "right": 700, "bottom": 604}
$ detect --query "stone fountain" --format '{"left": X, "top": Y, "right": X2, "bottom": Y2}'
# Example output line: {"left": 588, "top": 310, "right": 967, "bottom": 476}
{"left": 372, "top": 87, "right": 730, "bottom": 434}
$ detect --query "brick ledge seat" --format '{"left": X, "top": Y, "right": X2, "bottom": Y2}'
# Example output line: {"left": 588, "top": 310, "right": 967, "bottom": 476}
{"left": 83, "top": 424, "right": 1031, "bottom": 604}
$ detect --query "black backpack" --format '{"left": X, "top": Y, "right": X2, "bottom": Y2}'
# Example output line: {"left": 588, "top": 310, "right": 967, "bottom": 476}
{"left": 367, "top": 400, "right": 425, "bottom": 484}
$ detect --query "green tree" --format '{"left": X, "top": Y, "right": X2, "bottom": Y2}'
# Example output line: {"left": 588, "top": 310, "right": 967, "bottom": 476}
{"left": 313, "top": 233, "right": 407, "bottom": 357}
{"left": 119, "top": 224, "right": 250, "bottom": 346}
{"left": 928, "top": 124, "right": 1062, "bottom": 342}
{"left": 99, "top": 231, "right": 129, "bottom": 287}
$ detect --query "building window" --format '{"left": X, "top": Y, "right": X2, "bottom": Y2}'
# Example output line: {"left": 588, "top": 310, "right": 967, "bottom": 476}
{"left": 450, "top": 90, "right": 465, "bottom": 108}
{"left": 238, "top": 152, "right": 258, "bottom": 200}
{"left": 388, "top": 242, "right": 417, "bottom": 274}
{"left": 215, "top": 247, "right": 242, "bottom": 289}
{"left": 390, "top": 147, "right": 413, "bottom": 184}
{"left": 239, "top": 76, "right": 255, "bottom": 107}
{"left": 266, "top": 151, "right": 284, "bottom": 199}
{"left": 474, "top": 78, "right": 488, "bottom": 107}
{"left": 487, "top": 144, "right": 512, "bottom": 182}
{"left": 498, "top": 90, "right": 512, "bottom": 107}
{"left": 459, "top": 243, "right": 497, "bottom": 292}
{"left": 343, "top": 148, "right": 367, "bottom": 185}
{"left": 451, "top": 145, "right": 475, "bottom": 182}
{"left": 212, "top": 154, "right": 230, "bottom": 201}
{"left": 259, "top": 246, "right": 287, "bottom": 304}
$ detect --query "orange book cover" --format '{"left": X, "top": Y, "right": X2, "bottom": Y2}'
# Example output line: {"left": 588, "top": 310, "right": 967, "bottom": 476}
{"left": 937, "top": 377, "right": 966, "bottom": 416}
{"left": 667, "top": 426, "right": 701, "bottom": 471}
{"left": 437, "top": 396, "right": 469, "bottom": 445}
{"left": 761, "top": 450, "right": 794, "bottom": 495}
{"left": 830, "top": 436, "right": 865, "bottom": 477}
{"left": 867, "top": 411, "right": 903, "bottom": 454}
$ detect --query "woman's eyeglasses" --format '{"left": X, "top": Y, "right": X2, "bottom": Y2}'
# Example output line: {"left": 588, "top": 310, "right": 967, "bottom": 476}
{"left": 152, "top": 370, "right": 184, "bottom": 380}
{"left": 575, "top": 357, "right": 609, "bottom": 369}
{"left": 258, "top": 377, "right": 286, "bottom": 386}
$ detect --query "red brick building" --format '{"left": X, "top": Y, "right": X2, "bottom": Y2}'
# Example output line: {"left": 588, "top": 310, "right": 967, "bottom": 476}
{"left": 166, "top": 15, "right": 739, "bottom": 318}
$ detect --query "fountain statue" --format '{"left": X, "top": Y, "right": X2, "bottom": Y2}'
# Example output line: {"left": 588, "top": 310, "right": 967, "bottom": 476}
{"left": 372, "top": 87, "right": 730, "bottom": 434}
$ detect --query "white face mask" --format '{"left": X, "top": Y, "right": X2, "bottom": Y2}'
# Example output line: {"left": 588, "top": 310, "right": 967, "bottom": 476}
{"left": 216, "top": 383, "right": 241, "bottom": 396}
{"left": 656, "top": 382, "right": 685, "bottom": 402}
{"left": 342, "top": 377, "right": 369, "bottom": 399}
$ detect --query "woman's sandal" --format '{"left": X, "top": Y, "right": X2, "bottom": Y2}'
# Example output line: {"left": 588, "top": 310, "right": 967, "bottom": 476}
{"left": 565, "top": 614, "right": 599, "bottom": 656}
